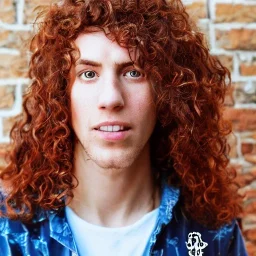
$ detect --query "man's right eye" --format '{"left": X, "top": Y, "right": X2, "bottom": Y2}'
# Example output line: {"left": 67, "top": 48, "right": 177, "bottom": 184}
{"left": 79, "top": 71, "right": 97, "bottom": 80}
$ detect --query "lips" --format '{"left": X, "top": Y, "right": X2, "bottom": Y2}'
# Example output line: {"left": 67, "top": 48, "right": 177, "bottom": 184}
{"left": 94, "top": 122, "right": 131, "bottom": 141}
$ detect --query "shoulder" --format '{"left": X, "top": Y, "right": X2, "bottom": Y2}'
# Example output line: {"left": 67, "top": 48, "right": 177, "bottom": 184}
{"left": 155, "top": 184, "right": 247, "bottom": 255}
{"left": 0, "top": 208, "right": 63, "bottom": 255}
{"left": 0, "top": 207, "right": 52, "bottom": 245}
{"left": 0, "top": 208, "right": 51, "bottom": 236}
{"left": 155, "top": 206, "right": 248, "bottom": 256}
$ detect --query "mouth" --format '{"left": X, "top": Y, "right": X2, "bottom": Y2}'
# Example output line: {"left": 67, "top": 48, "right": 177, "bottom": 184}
{"left": 94, "top": 125, "right": 130, "bottom": 132}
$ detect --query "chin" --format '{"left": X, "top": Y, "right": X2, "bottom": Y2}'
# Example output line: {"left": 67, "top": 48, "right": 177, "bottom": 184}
{"left": 90, "top": 148, "right": 141, "bottom": 171}
{"left": 94, "top": 154, "right": 135, "bottom": 170}
{"left": 80, "top": 140, "right": 150, "bottom": 172}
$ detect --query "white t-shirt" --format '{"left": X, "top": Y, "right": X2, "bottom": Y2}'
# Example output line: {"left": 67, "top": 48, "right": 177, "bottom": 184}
{"left": 65, "top": 206, "right": 159, "bottom": 256}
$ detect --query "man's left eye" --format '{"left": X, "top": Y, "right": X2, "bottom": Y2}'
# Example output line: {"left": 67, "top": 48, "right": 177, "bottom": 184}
{"left": 126, "top": 70, "right": 143, "bottom": 78}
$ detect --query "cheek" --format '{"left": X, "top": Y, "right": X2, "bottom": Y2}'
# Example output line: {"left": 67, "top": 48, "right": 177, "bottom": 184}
{"left": 70, "top": 87, "right": 92, "bottom": 127}
{"left": 71, "top": 91, "right": 82, "bottom": 122}
{"left": 132, "top": 91, "right": 156, "bottom": 125}
{"left": 139, "top": 89, "right": 156, "bottom": 113}
{"left": 71, "top": 83, "right": 94, "bottom": 110}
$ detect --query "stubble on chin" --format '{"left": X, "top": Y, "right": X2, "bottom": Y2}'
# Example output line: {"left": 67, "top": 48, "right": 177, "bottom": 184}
{"left": 76, "top": 137, "right": 145, "bottom": 172}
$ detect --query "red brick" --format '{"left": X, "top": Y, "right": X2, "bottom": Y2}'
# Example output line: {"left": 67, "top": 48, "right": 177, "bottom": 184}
{"left": 242, "top": 144, "right": 256, "bottom": 155}
{"left": 24, "top": 0, "right": 58, "bottom": 24}
{"left": 3, "top": 116, "right": 19, "bottom": 137}
{"left": 185, "top": 0, "right": 207, "bottom": 21}
{"left": 240, "top": 61, "right": 256, "bottom": 76}
{"left": 215, "top": 4, "right": 256, "bottom": 23}
{"left": 234, "top": 169, "right": 256, "bottom": 187}
{"left": 0, "top": 86, "right": 15, "bottom": 109}
{"left": 242, "top": 144, "right": 256, "bottom": 164}
{"left": 244, "top": 228, "right": 256, "bottom": 242}
{"left": 240, "top": 132, "right": 256, "bottom": 141}
{"left": 216, "top": 29, "right": 256, "bottom": 50}
{"left": 0, "top": 54, "right": 29, "bottom": 78}
{"left": 0, "top": 144, "right": 10, "bottom": 169}
{"left": 0, "top": 29, "right": 31, "bottom": 49}
{"left": 0, "top": 0, "right": 15, "bottom": 24}
{"left": 244, "top": 155, "right": 256, "bottom": 164}
{"left": 214, "top": 54, "right": 234, "bottom": 72}
{"left": 234, "top": 82, "right": 256, "bottom": 104}
{"left": 230, "top": 164, "right": 243, "bottom": 174}
{"left": 244, "top": 201, "right": 256, "bottom": 215}
{"left": 224, "top": 85, "right": 235, "bottom": 107}
{"left": 224, "top": 108, "right": 256, "bottom": 131}
{"left": 245, "top": 241, "right": 256, "bottom": 256}
{"left": 244, "top": 190, "right": 256, "bottom": 201}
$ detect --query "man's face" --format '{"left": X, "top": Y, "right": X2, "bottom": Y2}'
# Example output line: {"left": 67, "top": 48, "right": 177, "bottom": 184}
{"left": 70, "top": 31, "right": 156, "bottom": 170}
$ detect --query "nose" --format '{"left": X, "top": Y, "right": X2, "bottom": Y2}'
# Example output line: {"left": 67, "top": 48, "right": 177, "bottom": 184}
{"left": 98, "top": 74, "right": 124, "bottom": 111}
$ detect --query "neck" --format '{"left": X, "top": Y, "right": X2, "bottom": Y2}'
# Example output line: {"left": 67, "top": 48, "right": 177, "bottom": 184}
{"left": 68, "top": 143, "right": 159, "bottom": 227}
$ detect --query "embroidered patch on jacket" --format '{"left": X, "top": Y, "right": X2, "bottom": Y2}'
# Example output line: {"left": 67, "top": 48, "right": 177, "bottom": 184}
{"left": 185, "top": 232, "right": 208, "bottom": 256}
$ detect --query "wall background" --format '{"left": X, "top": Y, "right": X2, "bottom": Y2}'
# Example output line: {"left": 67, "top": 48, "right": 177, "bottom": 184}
{"left": 0, "top": 0, "right": 255, "bottom": 254}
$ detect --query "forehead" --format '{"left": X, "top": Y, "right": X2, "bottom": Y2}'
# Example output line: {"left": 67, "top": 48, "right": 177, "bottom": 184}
{"left": 75, "top": 31, "right": 137, "bottom": 64}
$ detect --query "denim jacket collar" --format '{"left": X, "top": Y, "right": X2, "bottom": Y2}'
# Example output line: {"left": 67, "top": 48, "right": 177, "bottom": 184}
{"left": 46, "top": 183, "right": 180, "bottom": 254}
{"left": 148, "top": 183, "right": 180, "bottom": 253}
{"left": 49, "top": 210, "right": 78, "bottom": 253}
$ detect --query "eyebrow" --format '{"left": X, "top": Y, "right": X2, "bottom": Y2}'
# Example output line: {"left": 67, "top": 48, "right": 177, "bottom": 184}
{"left": 76, "top": 59, "right": 136, "bottom": 70}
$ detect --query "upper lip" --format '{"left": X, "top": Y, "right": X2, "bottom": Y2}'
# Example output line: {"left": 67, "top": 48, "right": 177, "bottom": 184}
{"left": 93, "top": 121, "right": 131, "bottom": 130}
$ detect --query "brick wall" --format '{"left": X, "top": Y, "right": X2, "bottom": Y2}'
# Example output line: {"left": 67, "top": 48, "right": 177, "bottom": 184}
{"left": 0, "top": 0, "right": 256, "bottom": 254}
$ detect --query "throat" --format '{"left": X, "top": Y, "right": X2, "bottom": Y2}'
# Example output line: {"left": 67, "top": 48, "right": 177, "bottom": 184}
{"left": 69, "top": 180, "right": 159, "bottom": 228}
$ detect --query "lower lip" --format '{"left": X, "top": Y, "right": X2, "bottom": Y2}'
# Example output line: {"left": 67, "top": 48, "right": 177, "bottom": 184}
{"left": 95, "top": 130, "right": 130, "bottom": 141}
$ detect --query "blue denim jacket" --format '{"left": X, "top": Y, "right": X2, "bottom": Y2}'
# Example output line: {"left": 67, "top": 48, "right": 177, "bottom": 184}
{"left": 0, "top": 184, "right": 248, "bottom": 256}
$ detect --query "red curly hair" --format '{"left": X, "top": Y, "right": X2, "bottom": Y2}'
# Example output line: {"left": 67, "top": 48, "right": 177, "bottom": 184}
{"left": 0, "top": 0, "right": 241, "bottom": 228}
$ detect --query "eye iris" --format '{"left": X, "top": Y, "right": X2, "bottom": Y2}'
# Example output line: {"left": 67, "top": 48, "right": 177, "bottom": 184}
{"left": 85, "top": 71, "right": 95, "bottom": 78}
{"left": 130, "top": 70, "right": 140, "bottom": 77}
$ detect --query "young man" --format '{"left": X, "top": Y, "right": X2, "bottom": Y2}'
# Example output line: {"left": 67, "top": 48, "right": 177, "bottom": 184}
{"left": 0, "top": 0, "right": 248, "bottom": 255}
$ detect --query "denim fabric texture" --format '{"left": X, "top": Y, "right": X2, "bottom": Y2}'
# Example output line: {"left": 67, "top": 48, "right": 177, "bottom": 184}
{"left": 0, "top": 184, "right": 248, "bottom": 256}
